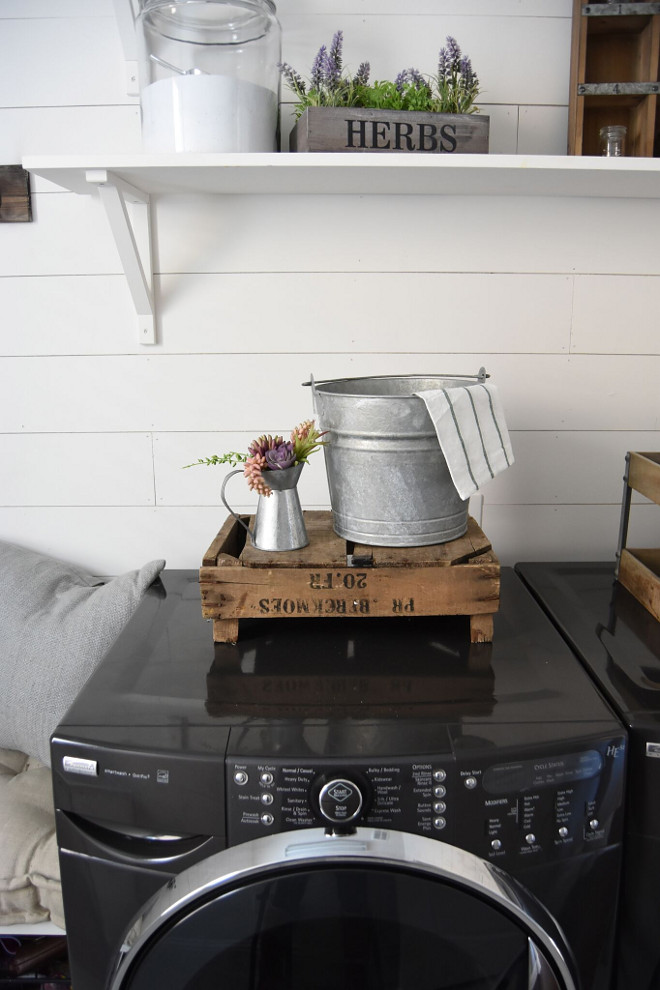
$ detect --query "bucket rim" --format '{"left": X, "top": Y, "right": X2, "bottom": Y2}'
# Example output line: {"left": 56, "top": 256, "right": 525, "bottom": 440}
{"left": 302, "top": 369, "right": 489, "bottom": 397}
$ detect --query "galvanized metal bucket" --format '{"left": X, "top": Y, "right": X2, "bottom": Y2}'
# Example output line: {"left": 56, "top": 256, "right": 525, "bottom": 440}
{"left": 306, "top": 371, "right": 488, "bottom": 547}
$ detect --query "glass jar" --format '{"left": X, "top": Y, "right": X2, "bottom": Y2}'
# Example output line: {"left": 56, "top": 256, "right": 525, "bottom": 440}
{"left": 137, "top": 0, "right": 281, "bottom": 153}
{"left": 599, "top": 124, "right": 627, "bottom": 157}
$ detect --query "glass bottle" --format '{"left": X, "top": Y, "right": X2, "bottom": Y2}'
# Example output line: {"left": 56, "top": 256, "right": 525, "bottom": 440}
{"left": 137, "top": 0, "right": 281, "bottom": 153}
{"left": 599, "top": 125, "right": 627, "bottom": 157}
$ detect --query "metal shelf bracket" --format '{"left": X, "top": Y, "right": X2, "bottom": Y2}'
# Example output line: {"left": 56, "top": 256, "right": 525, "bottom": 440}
{"left": 86, "top": 168, "right": 155, "bottom": 345}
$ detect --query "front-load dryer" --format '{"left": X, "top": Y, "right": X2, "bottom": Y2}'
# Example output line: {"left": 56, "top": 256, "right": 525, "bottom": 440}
{"left": 517, "top": 560, "right": 660, "bottom": 990}
{"left": 51, "top": 569, "right": 626, "bottom": 990}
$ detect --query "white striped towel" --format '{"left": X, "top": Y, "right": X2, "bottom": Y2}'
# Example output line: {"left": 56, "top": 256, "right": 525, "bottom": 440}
{"left": 415, "top": 383, "right": 514, "bottom": 500}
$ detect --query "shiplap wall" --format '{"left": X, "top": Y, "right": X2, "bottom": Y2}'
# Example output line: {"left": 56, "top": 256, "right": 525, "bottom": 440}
{"left": 1, "top": 0, "right": 659, "bottom": 572}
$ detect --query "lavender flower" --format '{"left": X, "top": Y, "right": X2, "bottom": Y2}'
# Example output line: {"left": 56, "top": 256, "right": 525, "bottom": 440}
{"left": 311, "top": 44, "right": 327, "bottom": 89}
{"left": 460, "top": 56, "right": 477, "bottom": 87}
{"left": 353, "top": 61, "right": 370, "bottom": 86}
{"left": 278, "top": 61, "right": 306, "bottom": 96}
{"left": 445, "top": 35, "right": 462, "bottom": 70}
{"left": 438, "top": 47, "right": 447, "bottom": 80}
{"left": 265, "top": 441, "right": 296, "bottom": 471}
{"left": 323, "top": 53, "right": 341, "bottom": 89}
{"left": 329, "top": 30, "right": 343, "bottom": 73}
{"left": 395, "top": 67, "right": 430, "bottom": 97}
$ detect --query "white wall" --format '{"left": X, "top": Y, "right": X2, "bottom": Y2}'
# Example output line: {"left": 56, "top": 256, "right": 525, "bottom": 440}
{"left": 1, "top": 0, "right": 659, "bottom": 573}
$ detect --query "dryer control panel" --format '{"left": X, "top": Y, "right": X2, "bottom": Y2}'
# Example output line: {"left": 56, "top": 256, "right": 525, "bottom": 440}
{"left": 226, "top": 729, "right": 626, "bottom": 866}
{"left": 228, "top": 756, "right": 451, "bottom": 837}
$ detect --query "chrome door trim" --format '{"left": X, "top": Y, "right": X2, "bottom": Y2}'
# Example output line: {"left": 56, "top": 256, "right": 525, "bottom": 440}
{"left": 109, "top": 827, "right": 579, "bottom": 990}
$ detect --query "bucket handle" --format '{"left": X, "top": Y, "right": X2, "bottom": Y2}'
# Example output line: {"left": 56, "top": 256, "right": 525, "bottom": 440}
{"left": 220, "top": 470, "right": 254, "bottom": 542}
{"left": 302, "top": 367, "right": 489, "bottom": 387}
{"left": 309, "top": 371, "right": 319, "bottom": 417}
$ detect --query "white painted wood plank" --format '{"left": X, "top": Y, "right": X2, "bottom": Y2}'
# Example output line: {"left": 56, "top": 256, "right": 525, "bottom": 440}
{"left": 0, "top": 2, "right": 115, "bottom": 16}
{"left": 279, "top": 15, "right": 571, "bottom": 106}
{"left": 0, "top": 271, "right": 570, "bottom": 356}
{"left": 19, "top": 192, "right": 660, "bottom": 280}
{"left": 156, "top": 273, "right": 572, "bottom": 355}
{"left": 1, "top": 354, "right": 658, "bottom": 433}
{"left": 479, "top": 106, "right": 519, "bottom": 156}
{"left": 0, "top": 107, "right": 141, "bottom": 163}
{"left": 477, "top": 355, "right": 660, "bottom": 431}
{"left": 0, "top": 195, "right": 124, "bottom": 276}
{"left": 572, "top": 276, "right": 660, "bottom": 355}
{"left": 0, "top": 277, "right": 136, "bottom": 355}
{"left": 0, "top": 0, "right": 570, "bottom": 18}
{"left": 276, "top": 0, "right": 571, "bottom": 14}
{"left": 0, "top": 18, "right": 130, "bottom": 107}
{"left": 0, "top": 500, "right": 652, "bottom": 574}
{"left": 484, "top": 431, "right": 660, "bottom": 505}
{"left": 0, "top": 507, "right": 220, "bottom": 573}
{"left": 154, "top": 194, "right": 660, "bottom": 276}
{"left": 484, "top": 503, "right": 658, "bottom": 566}
{"left": 518, "top": 106, "right": 570, "bottom": 156}
{"left": 0, "top": 434, "right": 154, "bottom": 506}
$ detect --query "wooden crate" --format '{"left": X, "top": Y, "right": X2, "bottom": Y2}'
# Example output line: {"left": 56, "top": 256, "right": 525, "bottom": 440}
{"left": 289, "top": 107, "right": 490, "bottom": 154}
{"left": 200, "top": 511, "right": 500, "bottom": 644}
{"left": 617, "top": 451, "right": 660, "bottom": 621}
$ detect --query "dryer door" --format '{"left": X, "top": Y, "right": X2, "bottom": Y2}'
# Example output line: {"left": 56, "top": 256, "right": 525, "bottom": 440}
{"left": 109, "top": 828, "right": 579, "bottom": 990}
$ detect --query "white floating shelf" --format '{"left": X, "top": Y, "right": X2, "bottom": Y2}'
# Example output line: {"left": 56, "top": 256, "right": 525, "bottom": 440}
{"left": 22, "top": 152, "right": 660, "bottom": 200}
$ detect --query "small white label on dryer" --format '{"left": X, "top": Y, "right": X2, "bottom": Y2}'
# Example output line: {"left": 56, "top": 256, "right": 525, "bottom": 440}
{"left": 63, "top": 756, "right": 98, "bottom": 776}
{"left": 645, "top": 742, "right": 660, "bottom": 759}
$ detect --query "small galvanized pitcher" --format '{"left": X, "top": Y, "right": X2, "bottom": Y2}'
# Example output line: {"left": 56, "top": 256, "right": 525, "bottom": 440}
{"left": 220, "top": 463, "right": 308, "bottom": 552}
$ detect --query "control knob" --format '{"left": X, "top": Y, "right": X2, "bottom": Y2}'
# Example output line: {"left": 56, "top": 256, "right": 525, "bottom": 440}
{"left": 317, "top": 777, "right": 364, "bottom": 825}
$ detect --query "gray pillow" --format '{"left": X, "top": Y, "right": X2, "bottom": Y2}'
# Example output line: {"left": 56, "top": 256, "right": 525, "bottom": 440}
{"left": 0, "top": 541, "right": 165, "bottom": 765}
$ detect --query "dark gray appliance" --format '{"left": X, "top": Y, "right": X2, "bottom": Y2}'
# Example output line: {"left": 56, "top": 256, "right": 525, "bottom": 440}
{"left": 51, "top": 569, "right": 626, "bottom": 990}
{"left": 517, "top": 561, "right": 660, "bottom": 990}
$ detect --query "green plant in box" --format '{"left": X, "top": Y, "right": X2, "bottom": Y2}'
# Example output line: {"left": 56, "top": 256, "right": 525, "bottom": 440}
{"left": 279, "top": 31, "right": 482, "bottom": 119}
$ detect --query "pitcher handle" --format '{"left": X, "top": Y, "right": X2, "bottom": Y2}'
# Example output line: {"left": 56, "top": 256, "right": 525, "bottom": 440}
{"left": 220, "top": 469, "right": 254, "bottom": 541}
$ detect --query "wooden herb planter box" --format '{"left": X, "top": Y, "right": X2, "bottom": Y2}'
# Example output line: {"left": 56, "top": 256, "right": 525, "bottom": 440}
{"left": 200, "top": 510, "right": 500, "bottom": 645}
{"left": 617, "top": 451, "right": 660, "bottom": 622}
{"left": 289, "top": 107, "right": 490, "bottom": 154}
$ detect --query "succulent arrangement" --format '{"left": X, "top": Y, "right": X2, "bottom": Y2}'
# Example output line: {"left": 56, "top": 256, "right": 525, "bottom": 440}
{"left": 279, "top": 31, "right": 481, "bottom": 119}
{"left": 185, "top": 419, "right": 326, "bottom": 497}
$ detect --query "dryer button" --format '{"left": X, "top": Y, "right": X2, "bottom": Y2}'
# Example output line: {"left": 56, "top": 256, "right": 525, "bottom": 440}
{"left": 433, "top": 817, "right": 447, "bottom": 830}
{"left": 261, "top": 813, "right": 274, "bottom": 826}
{"left": 491, "top": 839, "right": 503, "bottom": 852}
{"left": 260, "top": 772, "right": 274, "bottom": 786}
{"left": 464, "top": 776, "right": 478, "bottom": 790}
{"left": 433, "top": 770, "right": 447, "bottom": 782}
{"left": 234, "top": 771, "right": 249, "bottom": 786}
{"left": 318, "top": 778, "right": 363, "bottom": 824}
{"left": 525, "top": 833, "right": 537, "bottom": 845}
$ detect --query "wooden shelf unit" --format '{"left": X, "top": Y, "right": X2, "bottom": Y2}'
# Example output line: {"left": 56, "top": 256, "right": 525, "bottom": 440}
{"left": 616, "top": 451, "right": 660, "bottom": 622}
{"left": 569, "top": 0, "right": 660, "bottom": 156}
